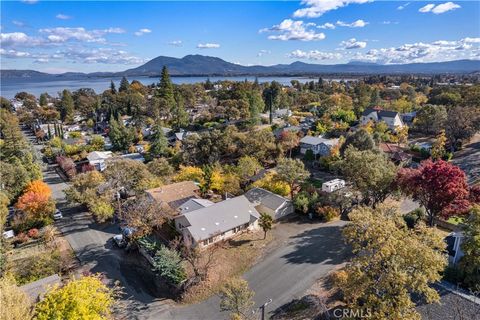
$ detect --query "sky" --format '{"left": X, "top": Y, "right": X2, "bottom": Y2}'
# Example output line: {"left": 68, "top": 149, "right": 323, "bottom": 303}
{"left": 1, "top": 0, "right": 479, "bottom": 73}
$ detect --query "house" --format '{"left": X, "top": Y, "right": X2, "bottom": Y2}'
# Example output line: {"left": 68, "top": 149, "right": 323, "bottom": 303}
{"left": 274, "top": 125, "right": 303, "bottom": 138}
{"left": 445, "top": 232, "right": 464, "bottom": 265}
{"left": 300, "top": 135, "right": 339, "bottom": 156}
{"left": 87, "top": 151, "right": 113, "bottom": 171}
{"left": 119, "top": 153, "right": 145, "bottom": 162}
{"left": 244, "top": 187, "right": 294, "bottom": 220}
{"left": 275, "top": 108, "right": 292, "bottom": 118}
{"left": 379, "top": 143, "right": 412, "bottom": 165}
{"left": 174, "top": 195, "right": 260, "bottom": 247}
{"left": 145, "top": 181, "right": 200, "bottom": 213}
{"left": 360, "top": 108, "right": 404, "bottom": 130}
{"left": 322, "top": 179, "right": 345, "bottom": 193}
{"left": 178, "top": 198, "right": 214, "bottom": 214}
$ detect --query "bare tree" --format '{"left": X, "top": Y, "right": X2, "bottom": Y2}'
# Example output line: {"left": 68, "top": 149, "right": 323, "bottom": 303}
{"left": 121, "top": 195, "right": 168, "bottom": 238}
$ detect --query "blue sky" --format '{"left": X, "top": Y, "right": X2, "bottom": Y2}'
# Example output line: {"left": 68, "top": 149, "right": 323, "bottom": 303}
{"left": 1, "top": 0, "right": 479, "bottom": 73}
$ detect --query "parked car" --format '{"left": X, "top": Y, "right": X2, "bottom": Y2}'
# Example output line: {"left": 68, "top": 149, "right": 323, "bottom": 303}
{"left": 113, "top": 234, "right": 125, "bottom": 248}
{"left": 53, "top": 209, "right": 63, "bottom": 220}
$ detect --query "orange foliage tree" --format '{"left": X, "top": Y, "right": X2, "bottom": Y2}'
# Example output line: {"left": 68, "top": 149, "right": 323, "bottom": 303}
{"left": 15, "top": 180, "right": 55, "bottom": 225}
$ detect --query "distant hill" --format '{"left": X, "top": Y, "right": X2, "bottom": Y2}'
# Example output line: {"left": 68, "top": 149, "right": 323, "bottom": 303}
{"left": 2, "top": 56, "right": 480, "bottom": 82}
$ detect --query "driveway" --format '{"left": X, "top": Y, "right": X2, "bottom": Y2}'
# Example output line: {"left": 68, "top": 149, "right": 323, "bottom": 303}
{"left": 147, "top": 220, "right": 349, "bottom": 320}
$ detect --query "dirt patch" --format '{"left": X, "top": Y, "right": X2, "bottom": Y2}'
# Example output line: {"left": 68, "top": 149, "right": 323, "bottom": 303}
{"left": 181, "top": 229, "right": 274, "bottom": 304}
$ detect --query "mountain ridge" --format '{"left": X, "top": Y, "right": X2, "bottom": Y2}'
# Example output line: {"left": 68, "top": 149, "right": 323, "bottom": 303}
{"left": 2, "top": 55, "right": 480, "bottom": 81}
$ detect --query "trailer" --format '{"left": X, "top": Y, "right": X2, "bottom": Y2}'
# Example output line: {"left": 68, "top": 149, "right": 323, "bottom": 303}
{"left": 322, "top": 179, "right": 346, "bottom": 193}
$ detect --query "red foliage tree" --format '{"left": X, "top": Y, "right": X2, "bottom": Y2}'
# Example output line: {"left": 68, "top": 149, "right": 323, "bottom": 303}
{"left": 469, "top": 184, "right": 480, "bottom": 204}
{"left": 397, "top": 160, "right": 471, "bottom": 226}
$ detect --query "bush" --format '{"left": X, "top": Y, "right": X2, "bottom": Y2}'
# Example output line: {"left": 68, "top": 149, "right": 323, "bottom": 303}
{"left": 27, "top": 228, "right": 40, "bottom": 239}
{"left": 403, "top": 208, "right": 425, "bottom": 229}
{"left": 16, "top": 232, "right": 29, "bottom": 244}
{"left": 443, "top": 266, "right": 466, "bottom": 285}
{"left": 304, "top": 149, "right": 314, "bottom": 161}
{"left": 315, "top": 206, "right": 340, "bottom": 222}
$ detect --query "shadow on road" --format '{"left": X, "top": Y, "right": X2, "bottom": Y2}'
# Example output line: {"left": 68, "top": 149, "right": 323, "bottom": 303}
{"left": 282, "top": 225, "right": 350, "bottom": 265}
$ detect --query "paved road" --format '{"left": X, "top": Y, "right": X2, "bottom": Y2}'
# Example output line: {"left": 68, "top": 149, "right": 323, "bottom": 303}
{"left": 148, "top": 220, "right": 349, "bottom": 320}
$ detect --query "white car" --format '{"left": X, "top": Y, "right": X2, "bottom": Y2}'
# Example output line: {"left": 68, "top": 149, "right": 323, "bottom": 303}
{"left": 53, "top": 209, "right": 63, "bottom": 220}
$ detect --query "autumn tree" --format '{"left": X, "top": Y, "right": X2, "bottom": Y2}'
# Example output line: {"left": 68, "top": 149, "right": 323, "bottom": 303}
{"left": 34, "top": 275, "right": 116, "bottom": 320}
{"left": 235, "top": 156, "right": 262, "bottom": 185}
{"left": 278, "top": 130, "right": 300, "bottom": 158}
{"left": 15, "top": 180, "right": 55, "bottom": 226}
{"left": 431, "top": 129, "right": 447, "bottom": 160}
{"left": 104, "top": 159, "right": 160, "bottom": 195}
{"left": 170, "top": 237, "right": 217, "bottom": 281}
{"left": 147, "top": 157, "right": 174, "bottom": 181}
{"left": 121, "top": 196, "right": 166, "bottom": 238}
{"left": 340, "top": 147, "right": 397, "bottom": 207}
{"left": 445, "top": 106, "right": 480, "bottom": 149}
{"left": 219, "top": 278, "right": 255, "bottom": 320}
{"left": 333, "top": 205, "right": 447, "bottom": 320}
{"left": 457, "top": 205, "right": 480, "bottom": 290}
{"left": 0, "top": 275, "right": 33, "bottom": 320}
{"left": 397, "top": 160, "right": 470, "bottom": 226}
{"left": 340, "top": 128, "right": 376, "bottom": 155}
{"left": 276, "top": 158, "right": 310, "bottom": 199}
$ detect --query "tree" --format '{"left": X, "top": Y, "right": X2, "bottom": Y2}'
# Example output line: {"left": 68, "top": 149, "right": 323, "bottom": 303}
{"left": 104, "top": 159, "right": 160, "bottom": 195}
{"left": 0, "top": 275, "right": 33, "bottom": 320}
{"left": 152, "top": 245, "right": 187, "bottom": 285}
{"left": 258, "top": 212, "right": 273, "bottom": 239}
{"left": 333, "top": 205, "right": 447, "bottom": 320}
{"left": 294, "top": 191, "right": 311, "bottom": 214}
{"left": 171, "top": 92, "right": 189, "bottom": 130}
{"left": 263, "top": 81, "right": 281, "bottom": 124}
{"left": 15, "top": 180, "right": 55, "bottom": 226}
{"left": 147, "top": 157, "right": 174, "bottom": 180}
{"left": 118, "top": 76, "right": 130, "bottom": 92}
{"left": 110, "top": 80, "right": 117, "bottom": 94}
{"left": 235, "top": 156, "right": 262, "bottom": 184}
{"left": 431, "top": 129, "right": 447, "bottom": 160}
{"left": 340, "top": 128, "right": 376, "bottom": 155}
{"left": 121, "top": 196, "right": 166, "bottom": 238}
{"left": 59, "top": 89, "right": 74, "bottom": 123}
{"left": 397, "top": 160, "right": 471, "bottom": 227}
{"left": 341, "top": 147, "right": 397, "bottom": 207}
{"left": 108, "top": 115, "right": 135, "bottom": 151}
{"left": 170, "top": 237, "right": 217, "bottom": 281}
{"left": 457, "top": 206, "right": 480, "bottom": 290}
{"left": 253, "top": 173, "right": 290, "bottom": 197}
{"left": 276, "top": 158, "right": 310, "bottom": 199}
{"left": 149, "top": 124, "right": 169, "bottom": 158}
{"left": 39, "top": 93, "right": 48, "bottom": 107}
{"left": 219, "top": 278, "right": 255, "bottom": 320}
{"left": 65, "top": 171, "right": 105, "bottom": 207}
{"left": 34, "top": 275, "right": 116, "bottom": 320}
{"left": 445, "top": 106, "right": 480, "bottom": 150}
{"left": 175, "top": 166, "right": 205, "bottom": 184}
{"left": 155, "top": 66, "right": 176, "bottom": 120}
{"left": 278, "top": 131, "right": 299, "bottom": 158}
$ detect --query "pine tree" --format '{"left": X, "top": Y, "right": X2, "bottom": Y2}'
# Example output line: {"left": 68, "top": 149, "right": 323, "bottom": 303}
{"left": 47, "top": 124, "right": 52, "bottom": 139}
{"left": 119, "top": 76, "right": 130, "bottom": 93}
{"left": 149, "top": 123, "right": 168, "bottom": 157}
{"left": 60, "top": 89, "right": 74, "bottom": 123}
{"left": 110, "top": 80, "right": 117, "bottom": 94}
{"left": 155, "top": 66, "right": 176, "bottom": 120}
{"left": 39, "top": 93, "right": 48, "bottom": 107}
{"left": 171, "top": 93, "right": 189, "bottom": 130}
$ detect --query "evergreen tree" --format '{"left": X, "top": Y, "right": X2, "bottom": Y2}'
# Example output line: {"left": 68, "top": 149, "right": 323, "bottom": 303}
{"left": 171, "top": 92, "right": 189, "bottom": 130}
{"left": 108, "top": 115, "right": 134, "bottom": 151}
{"left": 54, "top": 123, "right": 59, "bottom": 137}
{"left": 119, "top": 76, "right": 130, "bottom": 93}
{"left": 60, "top": 89, "right": 74, "bottom": 123}
{"left": 47, "top": 124, "right": 52, "bottom": 139}
{"left": 155, "top": 66, "right": 176, "bottom": 120}
{"left": 110, "top": 80, "right": 117, "bottom": 94}
{"left": 39, "top": 93, "right": 48, "bottom": 107}
{"left": 149, "top": 123, "right": 168, "bottom": 157}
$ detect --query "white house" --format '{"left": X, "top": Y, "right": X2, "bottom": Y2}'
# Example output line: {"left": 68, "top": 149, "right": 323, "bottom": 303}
{"left": 322, "top": 179, "right": 346, "bottom": 193}
{"left": 445, "top": 232, "right": 464, "bottom": 265}
{"left": 87, "top": 151, "right": 112, "bottom": 171}
{"left": 360, "top": 108, "right": 404, "bottom": 130}
{"left": 300, "top": 135, "right": 339, "bottom": 156}
{"left": 244, "top": 187, "right": 294, "bottom": 220}
{"left": 174, "top": 196, "right": 259, "bottom": 248}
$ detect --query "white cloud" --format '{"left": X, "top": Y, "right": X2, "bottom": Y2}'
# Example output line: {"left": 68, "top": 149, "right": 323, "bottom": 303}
{"left": 0, "top": 32, "right": 31, "bottom": 46}
{"left": 0, "top": 48, "right": 31, "bottom": 58}
{"left": 340, "top": 38, "right": 367, "bottom": 49}
{"left": 39, "top": 27, "right": 125, "bottom": 43}
{"left": 168, "top": 40, "right": 183, "bottom": 47}
{"left": 21, "top": 0, "right": 38, "bottom": 4}
{"left": 293, "top": 0, "right": 371, "bottom": 18}
{"left": 197, "top": 43, "right": 220, "bottom": 49}
{"left": 352, "top": 37, "right": 480, "bottom": 64}
{"left": 432, "top": 2, "right": 461, "bottom": 14}
{"left": 260, "top": 19, "right": 326, "bottom": 41}
{"left": 336, "top": 19, "right": 368, "bottom": 28}
{"left": 288, "top": 49, "right": 341, "bottom": 61}
{"left": 419, "top": 2, "right": 460, "bottom": 14}
{"left": 257, "top": 49, "right": 271, "bottom": 57}
{"left": 56, "top": 14, "right": 72, "bottom": 20}
{"left": 318, "top": 22, "right": 336, "bottom": 29}
{"left": 134, "top": 28, "right": 152, "bottom": 36}
{"left": 12, "top": 20, "right": 26, "bottom": 27}
{"left": 419, "top": 4, "right": 435, "bottom": 12}
{"left": 397, "top": 2, "right": 410, "bottom": 10}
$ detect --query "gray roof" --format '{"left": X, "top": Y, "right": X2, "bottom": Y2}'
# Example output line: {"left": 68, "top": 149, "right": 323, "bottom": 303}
{"left": 20, "top": 274, "right": 61, "bottom": 300}
{"left": 300, "top": 135, "right": 339, "bottom": 147}
{"left": 181, "top": 196, "right": 260, "bottom": 241}
{"left": 178, "top": 198, "right": 214, "bottom": 213}
{"left": 362, "top": 108, "right": 399, "bottom": 119}
{"left": 244, "top": 187, "right": 289, "bottom": 211}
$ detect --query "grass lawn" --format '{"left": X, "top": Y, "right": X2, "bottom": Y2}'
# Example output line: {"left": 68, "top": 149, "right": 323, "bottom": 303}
{"left": 181, "top": 229, "right": 273, "bottom": 304}
{"left": 446, "top": 216, "right": 465, "bottom": 225}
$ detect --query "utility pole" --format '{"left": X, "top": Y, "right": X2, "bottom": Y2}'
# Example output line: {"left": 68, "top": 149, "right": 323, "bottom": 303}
{"left": 253, "top": 298, "right": 272, "bottom": 320}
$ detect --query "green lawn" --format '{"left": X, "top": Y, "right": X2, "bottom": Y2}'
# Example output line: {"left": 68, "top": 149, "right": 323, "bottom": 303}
{"left": 447, "top": 216, "right": 465, "bottom": 225}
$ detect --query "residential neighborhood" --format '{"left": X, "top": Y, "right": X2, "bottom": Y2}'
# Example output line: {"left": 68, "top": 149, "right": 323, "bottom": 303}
{"left": 1, "top": 1, "right": 480, "bottom": 319}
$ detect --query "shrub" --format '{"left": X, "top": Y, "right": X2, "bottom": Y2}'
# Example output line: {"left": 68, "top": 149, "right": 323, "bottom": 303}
{"left": 403, "top": 208, "right": 425, "bottom": 229}
{"left": 304, "top": 149, "right": 314, "bottom": 161}
{"left": 152, "top": 245, "right": 186, "bottom": 285}
{"left": 27, "top": 228, "right": 40, "bottom": 239}
{"left": 315, "top": 206, "right": 340, "bottom": 222}
{"left": 16, "top": 233, "right": 29, "bottom": 244}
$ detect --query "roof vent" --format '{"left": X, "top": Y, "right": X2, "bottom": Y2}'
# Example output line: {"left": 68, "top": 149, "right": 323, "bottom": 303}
{"left": 201, "top": 227, "right": 206, "bottom": 231}
{"left": 215, "top": 222, "right": 220, "bottom": 226}
{"left": 234, "top": 215, "right": 238, "bottom": 219}
{"left": 248, "top": 210, "right": 252, "bottom": 213}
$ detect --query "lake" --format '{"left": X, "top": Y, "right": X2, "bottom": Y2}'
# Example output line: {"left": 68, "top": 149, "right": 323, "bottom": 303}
{"left": 0, "top": 75, "right": 340, "bottom": 99}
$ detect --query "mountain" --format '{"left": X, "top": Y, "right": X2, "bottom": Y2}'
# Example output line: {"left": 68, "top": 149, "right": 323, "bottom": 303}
{"left": 2, "top": 56, "right": 480, "bottom": 82}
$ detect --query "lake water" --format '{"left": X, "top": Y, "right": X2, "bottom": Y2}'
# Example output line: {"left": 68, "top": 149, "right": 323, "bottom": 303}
{"left": 0, "top": 75, "right": 335, "bottom": 99}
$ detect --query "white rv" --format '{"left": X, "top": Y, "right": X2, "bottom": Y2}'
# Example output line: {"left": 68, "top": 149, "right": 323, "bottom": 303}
{"left": 322, "top": 179, "right": 346, "bottom": 193}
